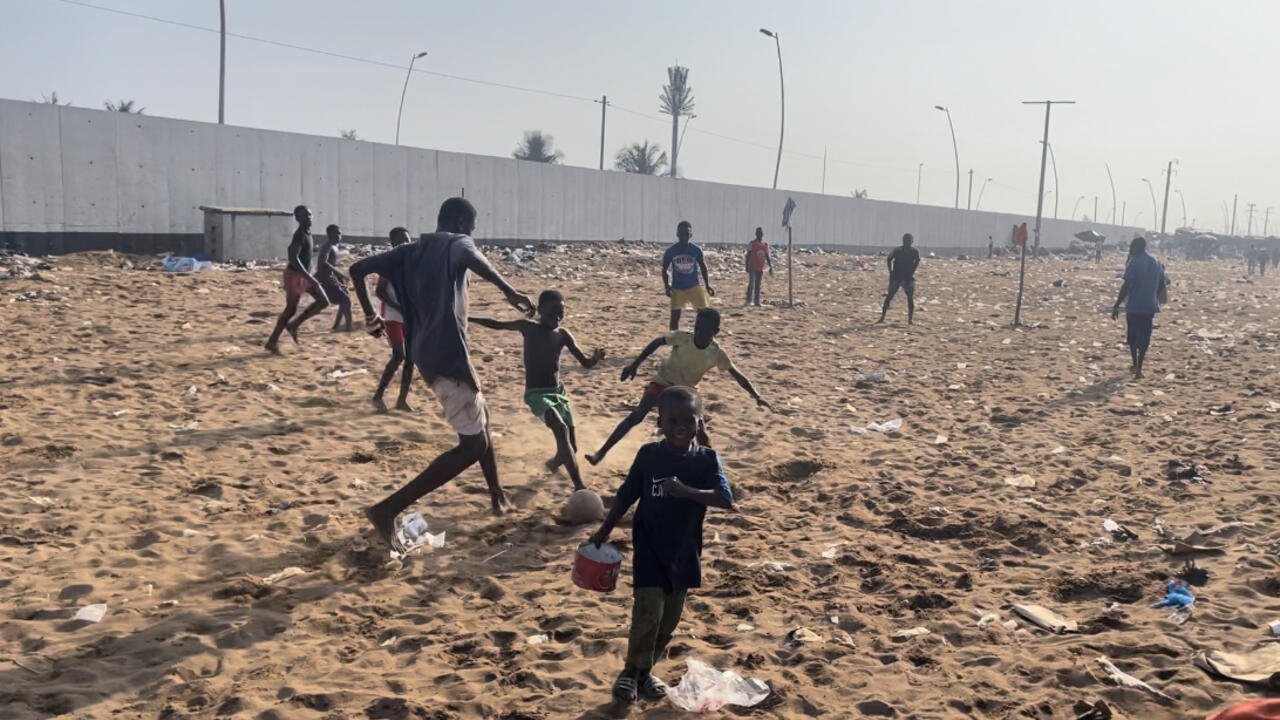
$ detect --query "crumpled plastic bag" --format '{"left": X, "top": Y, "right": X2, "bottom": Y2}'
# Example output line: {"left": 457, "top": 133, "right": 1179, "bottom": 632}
{"left": 668, "top": 658, "right": 770, "bottom": 712}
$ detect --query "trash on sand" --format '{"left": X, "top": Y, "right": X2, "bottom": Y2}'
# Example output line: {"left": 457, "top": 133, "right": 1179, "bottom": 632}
{"left": 526, "top": 633, "right": 549, "bottom": 645}
{"left": 162, "top": 256, "right": 214, "bottom": 273}
{"left": 73, "top": 603, "right": 108, "bottom": 623}
{"left": 849, "top": 418, "right": 902, "bottom": 434}
{"left": 1152, "top": 579, "right": 1195, "bottom": 609}
{"left": 785, "top": 627, "right": 821, "bottom": 645}
{"left": 819, "top": 542, "right": 844, "bottom": 559}
{"left": 1208, "top": 403, "right": 1236, "bottom": 416}
{"left": 263, "top": 566, "right": 308, "bottom": 585}
{"left": 1004, "top": 474, "right": 1036, "bottom": 488}
{"left": 1095, "top": 657, "right": 1175, "bottom": 704}
{"left": 1154, "top": 522, "right": 1246, "bottom": 555}
{"left": 1269, "top": 620, "right": 1280, "bottom": 637}
{"left": 892, "top": 626, "right": 931, "bottom": 639}
{"left": 1194, "top": 642, "right": 1280, "bottom": 686}
{"left": 1102, "top": 519, "right": 1139, "bottom": 541}
{"left": 667, "top": 658, "right": 771, "bottom": 712}
{"left": 853, "top": 371, "right": 888, "bottom": 385}
{"left": 391, "top": 512, "right": 446, "bottom": 560}
{"left": 736, "top": 623, "right": 755, "bottom": 632}
{"left": 977, "top": 613, "right": 999, "bottom": 629}
{"left": 1072, "top": 700, "right": 1113, "bottom": 720}
{"left": 1165, "top": 459, "right": 1209, "bottom": 483}
{"left": 1013, "top": 604, "right": 1078, "bottom": 634}
{"left": 327, "top": 368, "right": 368, "bottom": 379}
{"left": 934, "top": 434, "right": 949, "bottom": 445}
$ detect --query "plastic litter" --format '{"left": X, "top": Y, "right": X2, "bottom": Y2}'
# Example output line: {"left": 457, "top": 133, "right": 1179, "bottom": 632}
{"left": 526, "top": 633, "right": 549, "bottom": 645}
{"left": 785, "top": 627, "right": 821, "bottom": 645}
{"left": 1270, "top": 620, "right": 1280, "bottom": 637}
{"left": 1095, "top": 657, "right": 1174, "bottom": 704}
{"left": 162, "top": 256, "right": 214, "bottom": 273}
{"left": 73, "top": 603, "right": 108, "bottom": 623}
{"left": 667, "top": 658, "right": 771, "bottom": 712}
{"left": 263, "top": 566, "right": 308, "bottom": 585}
{"left": 391, "top": 512, "right": 445, "bottom": 560}
{"left": 1013, "top": 604, "right": 1078, "bottom": 634}
{"left": 892, "top": 626, "right": 930, "bottom": 639}
{"left": 1103, "top": 519, "right": 1138, "bottom": 541}
{"left": 850, "top": 418, "right": 902, "bottom": 434}
{"left": 1004, "top": 474, "right": 1036, "bottom": 488}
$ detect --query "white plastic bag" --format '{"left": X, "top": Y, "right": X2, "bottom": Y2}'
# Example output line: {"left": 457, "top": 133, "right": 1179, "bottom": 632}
{"left": 668, "top": 658, "right": 770, "bottom": 712}
{"left": 391, "top": 513, "right": 446, "bottom": 560}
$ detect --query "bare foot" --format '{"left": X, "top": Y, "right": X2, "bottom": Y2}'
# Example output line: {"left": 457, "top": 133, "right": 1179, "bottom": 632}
{"left": 285, "top": 322, "right": 300, "bottom": 344}
{"left": 545, "top": 456, "right": 562, "bottom": 473}
{"left": 491, "top": 495, "right": 516, "bottom": 516}
{"left": 264, "top": 340, "right": 281, "bottom": 355}
{"left": 364, "top": 505, "right": 398, "bottom": 551}
{"left": 372, "top": 395, "right": 388, "bottom": 413}
{"left": 394, "top": 399, "right": 413, "bottom": 412}
{"left": 585, "top": 452, "right": 603, "bottom": 467}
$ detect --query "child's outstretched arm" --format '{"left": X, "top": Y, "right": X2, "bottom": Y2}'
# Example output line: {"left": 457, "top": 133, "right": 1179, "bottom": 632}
{"left": 620, "top": 336, "right": 668, "bottom": 381}
{"left": 727, "top": 365, "right": 773, "bottom": 410}
{"left": 563, "top": 329, "right": 606, "bottom": 368}
{"left": 469, "top": 317, "right": 528, "bottom": 332}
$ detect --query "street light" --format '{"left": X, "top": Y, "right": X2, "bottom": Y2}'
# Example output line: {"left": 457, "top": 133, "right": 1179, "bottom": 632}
{"left": 934, "top": 105, "right": 959, "bottom": 208}
{"left": 976, "top": 177, "right": 992, "bottom": 209}
{"left": 1141, "top": 178, "right": 1158, "bottom": 231}
{"left": 1176, "top": 189, "right": 1187, "bottom": 228}
{"left": 760, "top": 29, "right": 784, "bottom": 190}
{"left": 1072, "top": 194, "right": 1086, "bottom": 220}
{"left": 916, "top": 163, "right": 923, "bottom": 204}
{"left": 395, "top": 50, "right": 429, "bottom": 146}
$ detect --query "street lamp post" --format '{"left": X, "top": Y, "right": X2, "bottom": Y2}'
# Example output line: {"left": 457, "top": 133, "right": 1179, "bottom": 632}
{"left": 1072, "top": 194, "right": 1086, "bottom": 220}
{"left": 934, "top": 105, "right": 959, "bottom": 208}
{"left": 760, "top": 29, "right": 784, "bottom": 190}
{"left": 976, "top": 177, "right": 992, "bottom": 209}
{"left": 1141, "top": 178, "right": 1157, "bottom": 230}
{"left": 395, "top": 50, "right": 429, "bottom": 146}
{"left": 218, "top": 0, "right": 226, "bottom": 124}
{"left": 1176, "top": 190, "right": 1187, "bottom": 228}
{"left": 916, "top": 163, "right": 923, "bottom": 204}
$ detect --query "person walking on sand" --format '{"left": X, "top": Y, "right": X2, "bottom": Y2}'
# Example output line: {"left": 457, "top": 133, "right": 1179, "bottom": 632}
{"left": 265, "top": 205, "right": 330, "bottom": 354}
{"left": 744, "top": 227, "right": 772, "bottom": 307}
{"left": 349, "top": 198, "right": 535, "bottom": 549}
{"left": 318, "top": 224, "right": 353, "bottom": 332}
{"left": 663, "top": 221, "right": 715, "bottom": 331}
{"left": 588, "top": 386, "right": 735, "bottom": 706}
{"left": 371, "top": 227, "right": 415, "bottom": 413}
{"left": 1247, "top": 245, "right": 1257, "bottom": 276}
{"left": 878, "top": 233, "right": 921, "bottom": 325}
{"left": 1112, "top": 236, "right": 1168, "bottom": 380}
{"left": 471, "top": 290, "right": 605, "bottom": 492}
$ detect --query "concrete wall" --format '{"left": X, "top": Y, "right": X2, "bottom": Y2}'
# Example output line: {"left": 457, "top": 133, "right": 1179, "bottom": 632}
{"left": 0, "top": 98, "right": 1141, "bottom": 258}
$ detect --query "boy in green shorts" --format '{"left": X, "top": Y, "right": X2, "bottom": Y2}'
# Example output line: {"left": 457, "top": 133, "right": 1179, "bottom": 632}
{"left": 471, "top": 290, "right": 605, "bottom": 491}
{"left": 585, "top": 308, "right": 770, "bottom": 466}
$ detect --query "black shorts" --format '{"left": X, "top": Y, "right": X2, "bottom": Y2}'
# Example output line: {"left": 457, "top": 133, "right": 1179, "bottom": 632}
{"left": 887, "top": 278, "right": 916, "bottom": 296}
{"left": 1126, "top": 313, "right": 1154, "bottom": 351}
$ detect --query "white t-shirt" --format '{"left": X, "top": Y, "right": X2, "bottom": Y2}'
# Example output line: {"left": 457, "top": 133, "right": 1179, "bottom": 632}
{"left": 381, "top": 282, "right": 403, "bottom": 323}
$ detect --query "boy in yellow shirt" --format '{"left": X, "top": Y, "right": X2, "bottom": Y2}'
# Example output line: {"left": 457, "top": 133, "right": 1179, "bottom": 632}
{"left": 586, "top": 309, "right": 770, "bottom": 465}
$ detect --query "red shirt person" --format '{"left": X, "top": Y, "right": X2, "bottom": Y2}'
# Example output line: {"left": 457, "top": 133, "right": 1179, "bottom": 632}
{"left": 744, "top": 227, "right": 772, "bottom": 306}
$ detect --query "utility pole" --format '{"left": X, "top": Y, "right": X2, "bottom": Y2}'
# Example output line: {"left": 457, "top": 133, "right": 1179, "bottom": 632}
{"left": 916, "top": 163, "right": 923, "bottom": 204}
{"left": 1093, "top": 196, "right": 1098, "bottom": 223}
{"left": 1106, "top": 163, "right": 1117, "bottom": 224}
{"left": 1015, "top": 99, "right": 1074, "bottom": 327}
{"left": 1246, "top": 203, "right": 1257, "bottom": 237}
{"left": 1264, "top": 207, "right": 1272, "bottom": 236}
{"left": 967, "top": 168, "right": 974, "bottom": 210}
{"left": 596, "top": 95, "right": 608, "bottom": 171}
{"left": 1121, "top": 201, "right": 1126, "bottom": 225}
{"left": 1046, "top": 142, "right": 1060, "bottom": 219}
{"left": 1159, "top": 159, "right": 1174, "bottom": 235}
{"left": 218, "top": 0, "right": 226, "bottom": 124}
{"left": 1231, "top": 194, "right": 1238, "bottom": 235}
{"left": 821, "top": 146, "right": 827, "bottom": 194}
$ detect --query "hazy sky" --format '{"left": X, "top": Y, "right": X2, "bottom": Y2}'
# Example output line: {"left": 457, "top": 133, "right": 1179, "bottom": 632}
{"left": 2, "top": 0, "right": 1277, "bottom": 234}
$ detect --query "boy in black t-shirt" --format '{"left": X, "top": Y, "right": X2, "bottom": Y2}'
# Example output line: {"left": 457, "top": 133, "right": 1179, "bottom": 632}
{"left": 588, "top": 386, "right": 734, "bottom": 705}
{"left": 878, "top": 232, "right": 922, "bottom": 325}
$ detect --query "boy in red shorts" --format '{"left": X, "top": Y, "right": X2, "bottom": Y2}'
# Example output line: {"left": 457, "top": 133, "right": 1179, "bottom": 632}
{"left": 265, "top": 205, "right": 330, "bottom": 354}
{"left": 372, "top": 227, "right": 414, "bottom": 412}
{"left": 585, "top": 308, "right": 770, "bottom": 465}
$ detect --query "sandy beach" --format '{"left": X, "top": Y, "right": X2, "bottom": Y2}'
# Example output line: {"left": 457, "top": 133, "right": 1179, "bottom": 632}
{"left": 2, "top": 245, "right": 1279, "bottom": 719}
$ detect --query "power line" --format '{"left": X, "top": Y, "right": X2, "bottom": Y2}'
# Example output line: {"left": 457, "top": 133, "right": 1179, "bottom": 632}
{"left": 54, "top": 0, "right": 921, "bottom": 176}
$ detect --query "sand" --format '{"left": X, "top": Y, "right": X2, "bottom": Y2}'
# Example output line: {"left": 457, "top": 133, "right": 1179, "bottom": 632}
{"left": 2, "top": 245, "right": 1279, "bottom": 719}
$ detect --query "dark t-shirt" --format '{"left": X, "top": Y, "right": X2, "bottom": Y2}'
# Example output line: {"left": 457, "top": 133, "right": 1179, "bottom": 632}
{"left": 613, "top": 441, "right": 732, "bottom": 591}
{"left": 664, "top": 242, "right": 705, "bottom": 290}
{"left": 357, "top": 232, "right": 486, "bottom": 389}
{"left": 888, "top": 246, "right": 920, "bottom": 281}
{"left": 290, "top": 227, "right": 314, "bottom": 274}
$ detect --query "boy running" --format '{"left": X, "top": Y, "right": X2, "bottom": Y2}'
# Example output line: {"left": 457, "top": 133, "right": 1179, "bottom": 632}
{"left": 878, "top": 232, "right": 921, "bottom": 325}
{"left": 471, "top": 290, "right": 606, "bottom": 491}
{"left": 318, "top": 224, "right": 353, "bottom": 332}
{"left": 372, "top": 226, "right": 414, "bottom": 412}
{"left": 585, "top": 308, "right": 770, "bottom": 466}
{"left": 265, "top": 205, "right": 330, "bottom": 354}
{"left": 663, "top": 221, "right": 715, "bottom": 330}
{"left": 744, "top": 227, "right": 772, "bottom": 306}
{"left": 350, "top": 198, "right": 534, "bottom": 547}
{"left": 588, "top": 386, "right": 734, "bottom": 705}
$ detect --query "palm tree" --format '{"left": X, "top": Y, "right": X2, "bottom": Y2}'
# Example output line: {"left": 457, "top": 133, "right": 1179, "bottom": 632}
{"left": 103, "top": 99, "right": 145, "bottom": 114}
{"left": 39, "top": 92, "right": 70, "bottom": 106}
{"left": 658, "top": 66, "right": 695, "bottom": 178}
{"left": 512, "top": 130, "right": 563, "bottom": 163}
{"left": 615, "top": 141, "right": 668, "bottom": 175}
{"left": 339, "top": 129, "right": 360, "bottom": 140}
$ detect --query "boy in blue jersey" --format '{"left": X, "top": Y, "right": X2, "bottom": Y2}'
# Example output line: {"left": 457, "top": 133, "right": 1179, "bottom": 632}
{"left": 587, "top": 386, "right": 734, "bottom": 705}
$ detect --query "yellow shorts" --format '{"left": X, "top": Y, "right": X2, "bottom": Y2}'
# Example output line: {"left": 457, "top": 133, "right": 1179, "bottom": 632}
{"left": 670, "top": 286, "right": 709, "bottom": 310}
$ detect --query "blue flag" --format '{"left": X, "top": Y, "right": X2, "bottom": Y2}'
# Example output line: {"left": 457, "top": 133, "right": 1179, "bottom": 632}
{"left": 782, "top": 197, "right": 797, "bottom": 227}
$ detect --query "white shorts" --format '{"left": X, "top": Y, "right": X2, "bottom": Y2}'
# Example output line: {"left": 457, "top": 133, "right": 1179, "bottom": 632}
{"left": 430, "top": 377, "right": 488, "bottom": 436}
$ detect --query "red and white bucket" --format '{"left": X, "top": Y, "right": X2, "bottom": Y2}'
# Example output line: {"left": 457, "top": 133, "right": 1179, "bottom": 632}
{"left": 572, "top": 542, "right": 622, "bottom": 593}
